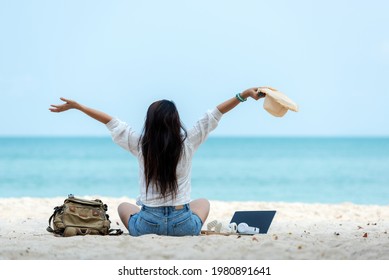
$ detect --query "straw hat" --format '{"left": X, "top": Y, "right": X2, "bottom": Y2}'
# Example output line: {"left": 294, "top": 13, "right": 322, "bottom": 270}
{"left": 258, "top": 87, "right": 299, "bottom": 117}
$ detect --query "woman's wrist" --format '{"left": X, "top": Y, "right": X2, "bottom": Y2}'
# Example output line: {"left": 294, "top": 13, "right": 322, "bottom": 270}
{"left": 240, "top": 91, "right": 251, "bottom": 100}
{"left": 235, "top": 93, "right": 247, "bottom": 102}
{"left": 73, "top": 103, "right": 83, "bottom": 112}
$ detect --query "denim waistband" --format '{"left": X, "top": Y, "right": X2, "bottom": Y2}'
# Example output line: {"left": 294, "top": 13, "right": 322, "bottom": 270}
{"left": 142, "top": 204, "right": 190, "bottom": 216}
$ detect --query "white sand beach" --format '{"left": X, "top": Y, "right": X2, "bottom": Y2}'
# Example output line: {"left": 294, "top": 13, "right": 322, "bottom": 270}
{"left": 1, "top": 197, "right": 389, "bottom": 260}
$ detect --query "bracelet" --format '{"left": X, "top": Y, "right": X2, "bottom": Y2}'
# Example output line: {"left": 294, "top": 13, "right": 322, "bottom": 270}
{"left": 235, "top": 93, "right": 247, "bottom": 102}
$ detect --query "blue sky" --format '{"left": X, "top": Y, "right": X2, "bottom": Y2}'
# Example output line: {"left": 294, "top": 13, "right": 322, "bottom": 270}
{"left": 1, "top": 0, "right": 388, "bottom": 136}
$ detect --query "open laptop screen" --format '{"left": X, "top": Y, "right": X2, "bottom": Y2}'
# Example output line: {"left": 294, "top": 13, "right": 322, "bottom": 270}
{"left": 230, "top": 210, "right": 276, "bottom": 234}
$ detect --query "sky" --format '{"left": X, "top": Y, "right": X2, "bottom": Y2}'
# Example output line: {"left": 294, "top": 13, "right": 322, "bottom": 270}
{"left": 0, "top": 0, "right": 388, "bottom": 137}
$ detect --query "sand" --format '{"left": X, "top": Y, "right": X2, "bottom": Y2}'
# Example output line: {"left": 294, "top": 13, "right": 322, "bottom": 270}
{"left": 0, "top": 196, "right": 389, "bottom": 260}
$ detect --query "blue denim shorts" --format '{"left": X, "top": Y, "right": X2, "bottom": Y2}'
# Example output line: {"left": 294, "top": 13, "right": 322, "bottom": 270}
{"left": 128, "top": 204, "right": 203, "bottom": 237}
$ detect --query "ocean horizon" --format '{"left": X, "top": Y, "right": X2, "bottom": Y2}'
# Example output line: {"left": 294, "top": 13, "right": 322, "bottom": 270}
{"left": 1, "top": 136, "right": 388, "bottom": 205}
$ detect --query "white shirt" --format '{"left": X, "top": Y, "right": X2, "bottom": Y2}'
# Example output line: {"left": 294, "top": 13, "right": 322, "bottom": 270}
{"left": 105, "top": 107, "right": 223, "bottom": 206}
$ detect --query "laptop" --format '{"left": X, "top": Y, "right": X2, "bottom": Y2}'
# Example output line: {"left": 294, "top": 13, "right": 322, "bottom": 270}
{"left": 230, "top": 210, "right": 276, "bottom": 234}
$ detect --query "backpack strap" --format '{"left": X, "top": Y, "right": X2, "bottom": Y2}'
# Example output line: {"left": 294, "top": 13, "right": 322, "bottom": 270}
{"left": 105, "top": 213, "right": 123, "bottom": 235}
{"left": 46, "top": 206, "right": 63, "bottom": 233}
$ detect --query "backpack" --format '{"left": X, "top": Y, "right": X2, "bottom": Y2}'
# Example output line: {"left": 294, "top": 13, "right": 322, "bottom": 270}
{"left": 46, "top": 194, "right": 123, "bottom": 237}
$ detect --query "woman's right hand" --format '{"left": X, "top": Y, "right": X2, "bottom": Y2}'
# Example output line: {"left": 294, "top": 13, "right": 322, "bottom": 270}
{"left": 49, "top": 97, "right": 80, "bottom": 113}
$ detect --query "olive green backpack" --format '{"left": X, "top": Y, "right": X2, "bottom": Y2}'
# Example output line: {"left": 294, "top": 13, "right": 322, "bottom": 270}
{"left": 47, "top": 195, "right": 123, "bottom": 237}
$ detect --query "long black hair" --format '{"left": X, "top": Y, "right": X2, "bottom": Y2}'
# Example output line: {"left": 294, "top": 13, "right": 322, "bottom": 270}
{"left": 140, "top": 100, "right": 187, "bottom": 200}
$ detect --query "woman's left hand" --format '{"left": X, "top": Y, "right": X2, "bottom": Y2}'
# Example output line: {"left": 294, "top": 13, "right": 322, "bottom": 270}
{"left": 241, "top": 87, "right": 267, "bottom": 100}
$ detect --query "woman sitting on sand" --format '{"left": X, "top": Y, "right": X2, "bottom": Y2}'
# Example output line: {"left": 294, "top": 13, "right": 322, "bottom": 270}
{"left": 49, "top": 88, "right": 265, "bottom": 236}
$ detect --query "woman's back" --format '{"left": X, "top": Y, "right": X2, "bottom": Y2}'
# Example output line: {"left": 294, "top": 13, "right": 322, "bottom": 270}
{"left": 106, "top": 106, "right": 223, "bottom": 206}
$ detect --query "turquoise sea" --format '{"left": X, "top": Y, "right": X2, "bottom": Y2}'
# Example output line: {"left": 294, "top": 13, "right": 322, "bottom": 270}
{"left": 0, "top": 137, "right": 388, "bottom": 205}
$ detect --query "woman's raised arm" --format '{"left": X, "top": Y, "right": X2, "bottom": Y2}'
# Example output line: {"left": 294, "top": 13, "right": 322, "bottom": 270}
{"left": 49, "top": 97, "right": 113, "bottom": 124}
{"left": 216, "top": 87, "right": 266, "bottom": 114}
